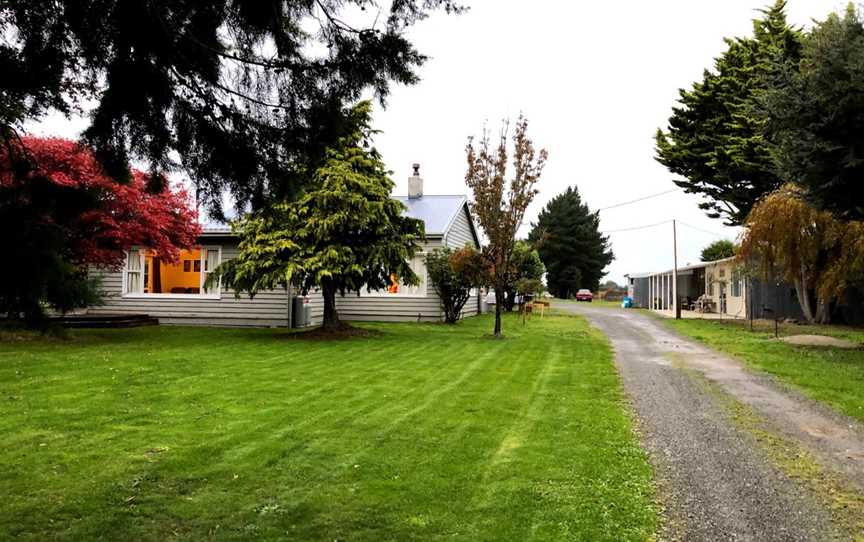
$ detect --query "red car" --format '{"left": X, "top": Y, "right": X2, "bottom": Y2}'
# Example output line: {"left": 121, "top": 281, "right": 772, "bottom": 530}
{"left": 575, "top": 289, "right": 593, "bottom": 302}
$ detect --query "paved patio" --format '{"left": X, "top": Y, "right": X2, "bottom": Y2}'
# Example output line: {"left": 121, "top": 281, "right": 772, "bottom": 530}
{"left": 652, "top": 309, "right": 745, "bottom": 320}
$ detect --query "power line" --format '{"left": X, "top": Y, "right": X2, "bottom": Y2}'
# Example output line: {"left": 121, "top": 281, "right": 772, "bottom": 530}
{"left": 602, "top": 219, "right": 672, "bottom": 234}
{"left": 596, "top": 188, "right": 680, "bottom": 212}
{"left": 676, "top": 220, "right": 732, "bottom": 239}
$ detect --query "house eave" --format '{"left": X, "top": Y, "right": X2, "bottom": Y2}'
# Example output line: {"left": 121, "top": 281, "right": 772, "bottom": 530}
{"left": 628, "top": 256, "right": 739, "bottom": 278}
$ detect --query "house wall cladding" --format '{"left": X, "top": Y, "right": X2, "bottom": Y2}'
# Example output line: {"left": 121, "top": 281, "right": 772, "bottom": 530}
{"left": 332, "top": 237, "right": 445, "bottom": 322}
{"left": 446, "top": 207, "right": 481, "bottom": 318}
{"left": 331, "top": 206, "right": 482, "bottom": 323}
{"left": 629, "top": 277, "right": 650, "bottom": 308}
{"left": 88, "top": 204, "right": 482, "bottom": 327}
{"left": 89, "top": 241, "right": 324, "bottom": 327}
{"left": 332, "top": 217, "right": 481, "bottom": 322}
{"left": 444, "top": 206, "right": 477, "bottom": 249}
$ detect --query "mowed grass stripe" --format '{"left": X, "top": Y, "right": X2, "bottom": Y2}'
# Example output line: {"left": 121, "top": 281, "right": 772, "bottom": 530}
{"left": 0, "top": 313, "right": 657, "bottom": 541}
{"left": 219, "top": 337, "right": 494, "bottom": 466}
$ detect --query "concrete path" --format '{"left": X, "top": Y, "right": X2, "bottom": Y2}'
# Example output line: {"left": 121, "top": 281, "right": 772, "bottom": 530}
{"left": 560, "top": 303, "right": 864, "bottom": 541}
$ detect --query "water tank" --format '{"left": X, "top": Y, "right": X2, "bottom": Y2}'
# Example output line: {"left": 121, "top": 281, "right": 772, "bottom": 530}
{"left": 292, "top": 296, "right": 311, "bottom": 328}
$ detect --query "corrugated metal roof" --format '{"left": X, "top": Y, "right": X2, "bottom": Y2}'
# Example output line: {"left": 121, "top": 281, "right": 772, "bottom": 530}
{"left": 392, "top": 194, "right": 468, "bottom": 236}
{"left": 626, "top": 256, "right": 737, "bottom": 278}
{"left": 200, "top": 219, "right": 232, "bottom": 234}
{"left": 200, "top": 194, "right": 471, "bottom": 237}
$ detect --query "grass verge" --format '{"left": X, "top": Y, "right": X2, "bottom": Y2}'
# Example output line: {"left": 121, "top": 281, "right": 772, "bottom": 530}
{"left": 0, "top": 313, "right": 656, "bottom": 541}
{"left": 663, "top": 318, "right": 864, "bottom": 423}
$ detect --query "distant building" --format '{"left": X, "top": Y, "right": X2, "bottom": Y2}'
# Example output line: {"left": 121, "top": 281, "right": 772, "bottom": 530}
{"left": 625, "top": 257, "right": 805, "bottom": 321}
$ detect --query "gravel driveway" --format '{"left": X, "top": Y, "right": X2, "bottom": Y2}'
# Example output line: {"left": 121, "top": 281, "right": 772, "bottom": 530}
{"left": 561, "top": 304, "right": 864, "bottom": 541}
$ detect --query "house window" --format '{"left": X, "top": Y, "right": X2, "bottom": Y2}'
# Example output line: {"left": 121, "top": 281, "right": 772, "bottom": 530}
{"left": 123, "top": 246, "right": 221, "bottom": 297}
{"left": 731, "top": 272, "right": 742, "bottom": 297}
{"left": 125, "top": 250, "right": 143, "bottom": 293}
{"left": 361, "top": 254, "right": 427, "bottom": 297}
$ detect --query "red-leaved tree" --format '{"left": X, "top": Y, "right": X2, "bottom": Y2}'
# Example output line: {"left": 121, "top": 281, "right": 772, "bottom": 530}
{"left": 0, "top": 136, "right": 200, "bottom": 325}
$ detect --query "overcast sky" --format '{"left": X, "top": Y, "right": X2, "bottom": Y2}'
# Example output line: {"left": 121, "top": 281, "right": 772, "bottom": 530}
{"left": 26, "top": 0, "right": 846, "bottom": 284}
{"left": 371, "top": 0, "right": 845, "bottom": 283}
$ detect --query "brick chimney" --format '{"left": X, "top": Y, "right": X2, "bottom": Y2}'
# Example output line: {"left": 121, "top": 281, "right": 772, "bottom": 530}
{"left": 408, "top": 163, "right": 423, "bottom": 199}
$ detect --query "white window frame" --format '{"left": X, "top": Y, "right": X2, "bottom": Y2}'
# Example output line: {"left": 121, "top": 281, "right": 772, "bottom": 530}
{"left": 122, "top": 249, "right": 145, "bottom": 297}
{"left": 122, "top": 245, "right": 222, "bottom": 299}
{"left": 731, "top": 271, "right": 742, "bottom": 298}
{"left": 360, "top": 253, "right": 428, "bottom": 298}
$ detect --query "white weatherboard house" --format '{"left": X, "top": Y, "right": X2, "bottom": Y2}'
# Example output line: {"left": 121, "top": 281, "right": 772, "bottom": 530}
{"left": 88, "top": 167, "right": 482, "bottom": 327}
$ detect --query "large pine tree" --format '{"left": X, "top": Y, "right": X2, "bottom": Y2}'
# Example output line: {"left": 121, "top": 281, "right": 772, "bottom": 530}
{"left": 763, "top": 5, "right": 864, "bottom": 220}
{"left": 528, "top": 187, "right": 613, "bottom": 298}
{"left": 655, "top": 1, "right": 802, "bottom": 225}
{"left": 0, "top": 0, "right": 462, "bottom": 214}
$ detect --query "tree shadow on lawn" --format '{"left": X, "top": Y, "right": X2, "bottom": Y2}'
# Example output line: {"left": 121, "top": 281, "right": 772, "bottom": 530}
{"left": 281, "top": 323, "right": 383, "bottom": 341}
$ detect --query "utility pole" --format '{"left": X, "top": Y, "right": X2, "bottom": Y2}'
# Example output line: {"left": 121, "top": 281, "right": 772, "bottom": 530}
{"left": 673, "top": 219, "right": 680, "bottom": 319}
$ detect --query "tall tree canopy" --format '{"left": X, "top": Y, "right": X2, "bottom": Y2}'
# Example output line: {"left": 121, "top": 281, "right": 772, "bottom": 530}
{"left": 0, "top": 137, "right": 200, "bottom": 325}
{"left": 465, "top": 115, "right": 546, "bottom": 338}
{"left": 211, "top": 103, "right": 424, "bottom": 331}
{"left": 0, "top": 0, "right": 462, "bottom": 213}
{"left": 500, "top": 240, "right": 545, "bottom": 311}
{"left": 655, "top": 1, "right": 802, "bottom": 225}
{"left": 739, "top": 184, "right": 864, "bottom": 324}
{"left": 700, "top": 239, "right": 736, "bottom": 262}
{"left": 762, "top": 5, "right": 864, "bottom": 220}
{"left": 528, "top": 186, "right": 613, "bottom": 298}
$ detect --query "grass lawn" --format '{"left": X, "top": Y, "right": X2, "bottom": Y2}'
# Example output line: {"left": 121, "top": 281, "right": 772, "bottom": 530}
{"left": 0, "top": 313, "right": 656, "bottom": 541}
{"left": 664, "top": 318, "right": 864, "bottom": 423}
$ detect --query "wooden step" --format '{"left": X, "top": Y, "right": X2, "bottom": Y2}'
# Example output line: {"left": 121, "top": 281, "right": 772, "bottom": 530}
{"left": 54, "top": 314, "right": 160, "bottom": 328}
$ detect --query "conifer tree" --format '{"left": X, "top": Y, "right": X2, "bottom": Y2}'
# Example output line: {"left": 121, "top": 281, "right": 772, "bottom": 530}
{"left": 528, "top": 186, "right": 612, "bottom": 298}
{"left": 763, "top": 5, "right": 864, "bottom": 220}
{"left": 655, "top": 1, "right": 802, "bottom": 225}
{"left": 211, "top": 103, "right": 424, "bottom": 331}
{"left": 0, "top": 1, "right": 462, "bottom": 213}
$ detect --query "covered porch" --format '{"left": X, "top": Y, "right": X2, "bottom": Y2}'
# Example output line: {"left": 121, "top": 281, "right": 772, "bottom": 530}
{"left": 631, "top": 257, "right": 746, "bottom": 318}
{"left": 652, "top": 308, "right": 744, "bottom": 320}
{"left": 642, "top": 263, "right": 707, "bottom": 313}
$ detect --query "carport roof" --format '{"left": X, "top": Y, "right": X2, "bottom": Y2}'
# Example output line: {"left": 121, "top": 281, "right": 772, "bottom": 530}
{"left": 626, "top": 256, "right": 737, "bottom": 278}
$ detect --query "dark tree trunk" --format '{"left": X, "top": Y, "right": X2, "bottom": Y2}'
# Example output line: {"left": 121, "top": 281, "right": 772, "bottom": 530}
{"left": 443, "top": 290, "right": 470, "bottom": 324}
{"left": 493, "top": 287, "right": 504, "bottom": 338}
{"left": 503, "top": 287, "right": 516, "bottom": 312}
{"left": 321, "top": 280, "right": 340, "bottom": 330}
{"left": 815, "top": 297, "right": 831, "bottom": 325}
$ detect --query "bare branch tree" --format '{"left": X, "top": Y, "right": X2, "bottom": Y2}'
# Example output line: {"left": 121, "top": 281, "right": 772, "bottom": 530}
{"left": 465, "top": 115, "right": 547, "bottom": 337}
